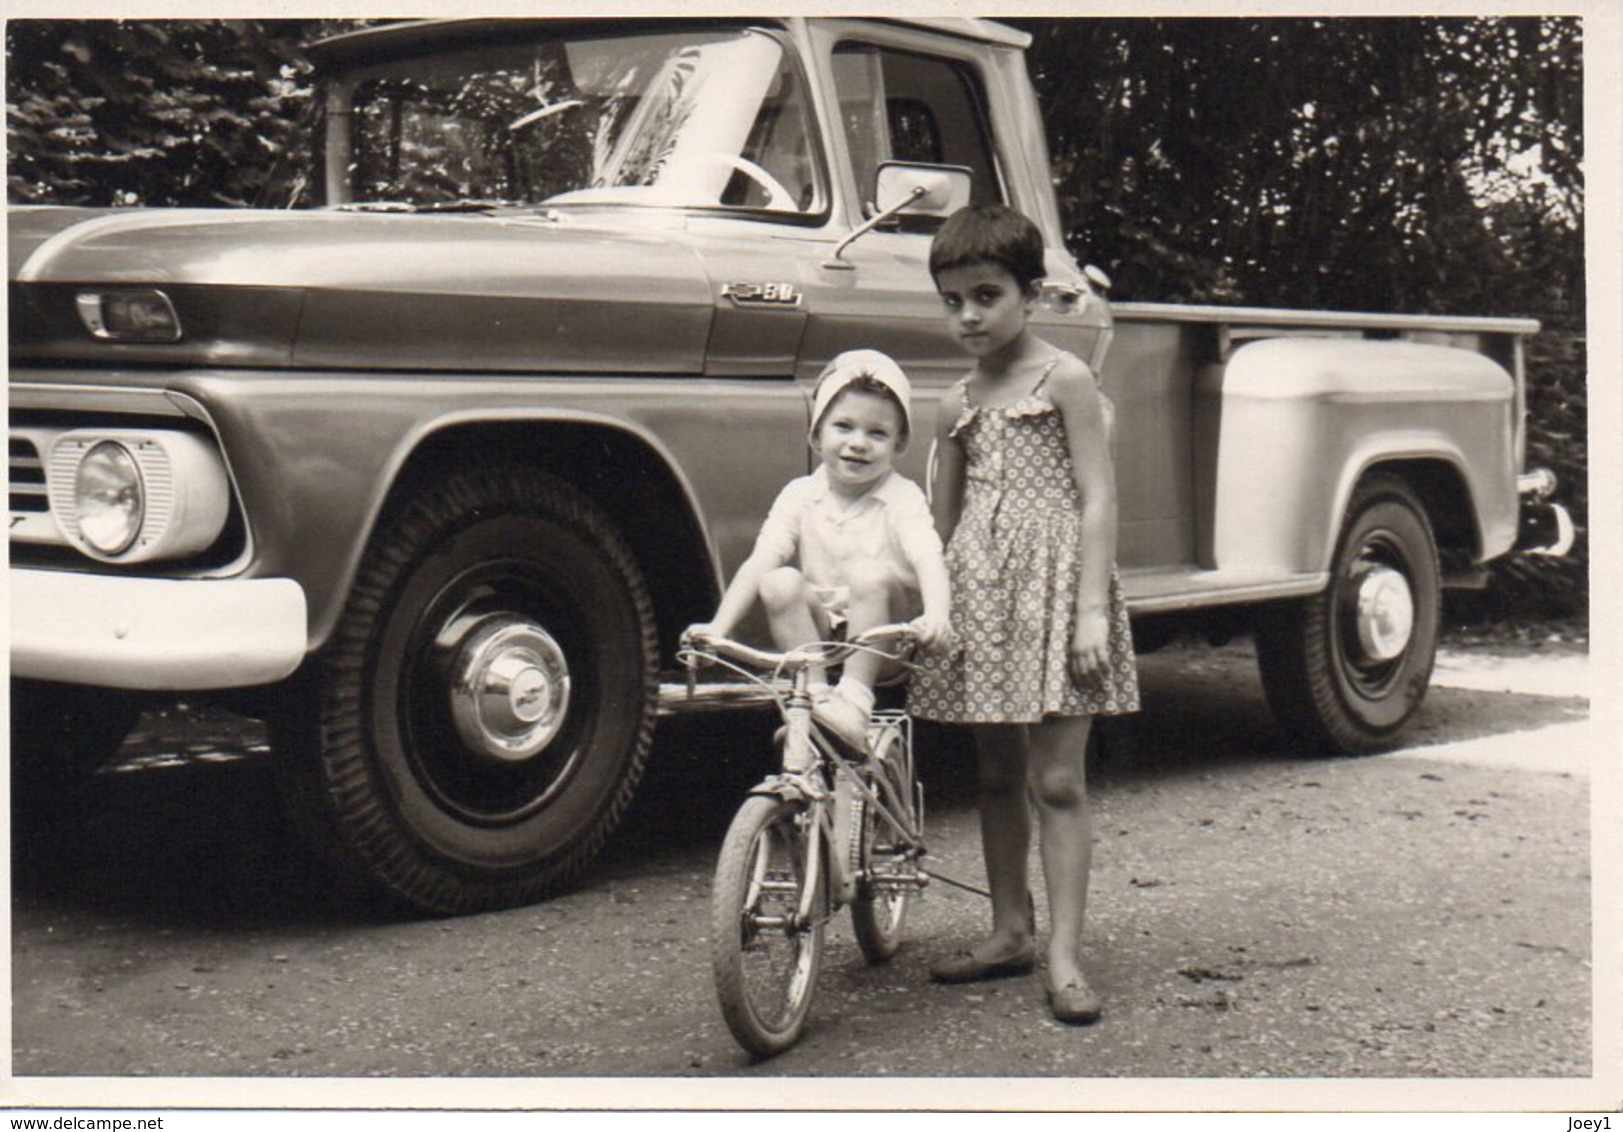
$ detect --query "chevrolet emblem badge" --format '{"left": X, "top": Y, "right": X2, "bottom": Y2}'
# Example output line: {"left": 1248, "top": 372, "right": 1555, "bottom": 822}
{"left": 721, "top": 282, "right": 802, "bottom": 307}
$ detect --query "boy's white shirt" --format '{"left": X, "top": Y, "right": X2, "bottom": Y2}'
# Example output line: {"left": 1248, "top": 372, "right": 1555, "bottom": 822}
{"left": 752, "top": 465, "right": 944, "bottom": 617}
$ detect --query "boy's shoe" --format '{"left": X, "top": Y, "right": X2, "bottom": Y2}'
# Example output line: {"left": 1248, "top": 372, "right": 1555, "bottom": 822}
{"left": 812, "top": 691, "right": 870, "bottom": 753}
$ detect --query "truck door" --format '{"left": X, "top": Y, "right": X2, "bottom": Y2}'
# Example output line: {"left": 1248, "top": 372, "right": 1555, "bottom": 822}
{"left": 658, "top": 28, "right": 826, "bottom": 586}
{"left": 795, "top": 30, "right": 1102, "bottom": 486}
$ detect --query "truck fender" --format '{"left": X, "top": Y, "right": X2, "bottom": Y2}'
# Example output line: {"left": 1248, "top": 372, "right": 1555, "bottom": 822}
{"left": 1196, "top": 337, "right": 1517, "bottom": 576}
{"left": 324, "top": 406, "right": 726, "bottom": 656}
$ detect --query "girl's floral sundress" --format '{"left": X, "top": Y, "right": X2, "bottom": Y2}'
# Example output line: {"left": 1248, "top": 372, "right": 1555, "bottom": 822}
{"left": 910, "top": 354, "right": 1140, "bottom": 723}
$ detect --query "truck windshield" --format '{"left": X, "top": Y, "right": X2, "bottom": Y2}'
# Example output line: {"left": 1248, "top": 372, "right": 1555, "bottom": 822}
{"left": 330, "top": 25, "right": 822, "bottom": 215}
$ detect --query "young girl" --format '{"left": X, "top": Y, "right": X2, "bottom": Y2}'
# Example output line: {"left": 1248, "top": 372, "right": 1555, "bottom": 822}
{"left": 688, "top": 349, "right": 952, "bottom": 751}
{"left": 909, "top": 204, "right": 1139, "bottom": 1024}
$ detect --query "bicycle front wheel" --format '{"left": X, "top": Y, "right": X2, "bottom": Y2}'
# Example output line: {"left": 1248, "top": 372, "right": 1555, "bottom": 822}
{"left": 711, "top": 794, "right": 825, "bottom": 1057}
{"left": 851, "top": 723, "right": 920, "bottom": 964}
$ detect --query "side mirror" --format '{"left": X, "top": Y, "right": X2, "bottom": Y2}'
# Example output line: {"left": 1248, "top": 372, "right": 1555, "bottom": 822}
{"left": 825, "top": 162, "right": 973, "bottom": 268}
{"left": 873, "top": 161, "right": 972, "bottom": 218}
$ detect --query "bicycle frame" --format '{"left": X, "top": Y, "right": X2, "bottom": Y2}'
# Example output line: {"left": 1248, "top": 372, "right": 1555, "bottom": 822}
{"left": 681, "top": 625, "right": 926, "bottom": 924}
{"left": 755, "top": 662, "right": 851, "bottom": 923}
{"left": 783, "top": 710, "right": 925, "bottom": 923}
{"left": 686, "top": 622, "right": 929, "bottom": 1057}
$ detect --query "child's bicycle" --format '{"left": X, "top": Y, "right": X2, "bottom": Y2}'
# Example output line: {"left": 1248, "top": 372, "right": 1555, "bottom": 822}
{"left": 677, "top": 623, "right": 928, "bottom": 1058}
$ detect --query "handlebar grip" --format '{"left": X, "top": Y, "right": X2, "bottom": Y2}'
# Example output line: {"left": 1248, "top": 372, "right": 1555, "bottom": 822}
{"left": 850, "top": 622, "right": 919, "bottom": 652}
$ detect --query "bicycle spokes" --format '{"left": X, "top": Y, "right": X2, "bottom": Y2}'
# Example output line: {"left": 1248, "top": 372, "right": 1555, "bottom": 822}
{"left": 712, "top": 796, "right": 825, "bottom": 1056}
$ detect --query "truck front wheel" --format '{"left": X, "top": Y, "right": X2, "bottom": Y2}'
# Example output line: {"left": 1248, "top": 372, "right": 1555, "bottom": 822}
{"left": 277, "top": 465, "right": 657, "bottom": 915}
{"left": 1255, "top": 474, "right": 1441, "bottom": 754}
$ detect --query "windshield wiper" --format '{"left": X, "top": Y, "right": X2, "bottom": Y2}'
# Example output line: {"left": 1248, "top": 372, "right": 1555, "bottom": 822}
{"left": 416, "top": 198, "right": 520, "bottom": 213}
{"left": 331, "top": 201, "right": 415, "bottom": 213}
{"left": 331, "top": 199, "right": 518, "bottom": 214}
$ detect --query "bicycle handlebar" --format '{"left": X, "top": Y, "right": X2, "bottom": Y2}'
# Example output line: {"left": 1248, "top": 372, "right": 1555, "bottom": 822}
{"left": 679, "top": 622, "right": 918, "bottom": 673}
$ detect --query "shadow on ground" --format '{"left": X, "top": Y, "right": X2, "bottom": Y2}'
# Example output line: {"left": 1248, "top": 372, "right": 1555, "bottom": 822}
{"left": 9, "top": 639, "right": 1585, "bottom": 931}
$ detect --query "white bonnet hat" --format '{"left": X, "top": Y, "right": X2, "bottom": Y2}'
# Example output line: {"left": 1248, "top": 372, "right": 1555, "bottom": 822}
{"left": 810, "top": 349, "right": 913, "bottom": 449}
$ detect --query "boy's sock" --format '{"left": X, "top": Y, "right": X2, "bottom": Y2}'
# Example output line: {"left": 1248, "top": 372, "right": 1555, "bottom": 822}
{"left": 813, "top": 677, "right": 874, "bottom": 752}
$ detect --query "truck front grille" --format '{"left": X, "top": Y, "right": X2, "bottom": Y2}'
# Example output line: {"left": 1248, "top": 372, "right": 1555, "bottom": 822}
{"left": 9, "top": 427, "right": 69, "bottom": 547}
{"left": 10, "top": 435, "right": 49, "bottom": 514}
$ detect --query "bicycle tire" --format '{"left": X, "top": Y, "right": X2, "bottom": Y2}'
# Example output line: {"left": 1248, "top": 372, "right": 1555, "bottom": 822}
{"left": 711, "top": 794, "right": 826, "bottom": 1057}
{"left": 850, "top": 723, "right": 919, "bottom": 964}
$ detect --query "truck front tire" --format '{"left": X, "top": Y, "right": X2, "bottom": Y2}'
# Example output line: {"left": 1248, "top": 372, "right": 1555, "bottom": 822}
{"left": 1255, "top": 474, "right": 1441, "bottom": 754}
{"left": 276, "top": 465, "right": 657, "bottom": 915}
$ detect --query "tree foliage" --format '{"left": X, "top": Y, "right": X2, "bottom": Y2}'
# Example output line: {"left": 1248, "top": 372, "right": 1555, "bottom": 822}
{"left": 1013, "top": 17, "right": 1582, "bottom": 327}
{"left": 6, "top": 20, "right": 322, "bottom": 208}
{"left": 5, "top": 16, "right": 1589, "bottom": 619}
{"left": 1007, "top": 17, "right": 1588, "bottom": 621}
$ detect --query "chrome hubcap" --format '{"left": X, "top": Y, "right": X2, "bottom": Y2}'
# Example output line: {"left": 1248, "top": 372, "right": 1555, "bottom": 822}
{"left": 449, "top": 618, "right": 571, "bottom": 763}
{"left": 1351, "top": 563, "right": 1414, "bottom": 663}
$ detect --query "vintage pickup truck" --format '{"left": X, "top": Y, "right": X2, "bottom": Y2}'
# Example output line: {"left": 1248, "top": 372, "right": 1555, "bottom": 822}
{"left": 9, "top": 16, "right": 1572, "bottom": 914}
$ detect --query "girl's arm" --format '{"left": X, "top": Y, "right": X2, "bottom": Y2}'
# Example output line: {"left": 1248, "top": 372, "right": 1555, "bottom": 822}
{"left": 1046, "top": 355, "right": 1118, "bottom": 683}
{"left": 891, "top": 481, "right": 953, "bottom": 652}
{"left": 928, "top": 385, "right": 968, "bottom": 543}
{"left": 911, "top": 548, "right": 954, "bottom": 653}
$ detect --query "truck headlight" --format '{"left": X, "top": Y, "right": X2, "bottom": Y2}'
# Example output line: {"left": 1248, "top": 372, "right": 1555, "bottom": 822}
{"left": 75, "top": 441, "right": 145, "bottom": 554}
{"left": 48, "top": 429, "right": 231, "bottom": 563}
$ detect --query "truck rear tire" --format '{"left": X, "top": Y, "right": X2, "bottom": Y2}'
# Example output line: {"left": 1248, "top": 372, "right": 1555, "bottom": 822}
{"left": 276, "top": 465, "right": 657, "bottom": 915}
{"left": 1255, "top": 474, "right": 1441, "bottom": 754}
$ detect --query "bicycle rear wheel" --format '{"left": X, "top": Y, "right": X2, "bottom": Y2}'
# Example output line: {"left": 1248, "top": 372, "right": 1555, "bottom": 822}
{"left": 851, "top": 722, "right": 920, "bottom": 964}
{"left": 711, "top": 794, "right": 825, "bottom": 1057}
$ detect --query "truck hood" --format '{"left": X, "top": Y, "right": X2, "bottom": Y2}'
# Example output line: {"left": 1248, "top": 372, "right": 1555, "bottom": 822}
{"left": 8, "top": 205, "right": 115, "bottom": 278}
{"left": 9, "top": 205, "right": 717, "bottom": 374}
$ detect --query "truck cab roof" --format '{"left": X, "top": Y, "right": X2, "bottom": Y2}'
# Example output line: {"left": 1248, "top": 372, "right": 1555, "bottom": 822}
{"left": 305, "top": 16, "right": 1030, "bottom": 68}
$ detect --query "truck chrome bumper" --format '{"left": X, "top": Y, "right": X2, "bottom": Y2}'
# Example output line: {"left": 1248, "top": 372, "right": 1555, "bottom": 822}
{"left": 9, "top": 569, "right": 308, "bottom": 691}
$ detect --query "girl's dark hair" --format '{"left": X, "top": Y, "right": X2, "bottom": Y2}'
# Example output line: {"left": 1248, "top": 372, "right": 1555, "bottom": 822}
{"left": 928, "top": 203, "right": 1046, "bottom": 291}
{"left": 817, "top": 374, "right": 910, "bottom": 446}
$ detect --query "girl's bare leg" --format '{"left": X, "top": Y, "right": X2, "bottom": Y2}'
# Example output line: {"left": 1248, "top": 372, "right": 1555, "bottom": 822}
{"left": 1027, "top": 715, "right": 1095, "bottom": 989}
{"left": 968, "top": 722, "right": 1035, "bottom": 956}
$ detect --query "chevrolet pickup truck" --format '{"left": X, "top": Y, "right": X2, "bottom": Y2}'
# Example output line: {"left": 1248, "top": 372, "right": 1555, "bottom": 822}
{"left": 8, "top": 16, "right": 1573, "bottom": 914}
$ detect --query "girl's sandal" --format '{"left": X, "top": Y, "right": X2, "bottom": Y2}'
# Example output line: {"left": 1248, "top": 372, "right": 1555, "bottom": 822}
{"left": 929, "top": 944, "right": 1037, "bottom": 984}
{"left": 930, "top": 891, "right": 1041, "bottom": 984}
{"left": 1045, "top": 974, "right": 1102, "bottom": 1025}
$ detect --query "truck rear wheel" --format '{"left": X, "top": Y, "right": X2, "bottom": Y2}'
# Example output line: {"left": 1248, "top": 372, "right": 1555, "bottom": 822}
{"left": 277, "top": 465, "right": 657, "bottom": 915}
{"left": 1255, "top": 474, "right": 1441, "bottom": 754}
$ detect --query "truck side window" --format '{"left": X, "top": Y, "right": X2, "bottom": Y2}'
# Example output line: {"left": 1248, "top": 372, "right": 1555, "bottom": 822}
{"left": 831, "top": 42, "right": 1001, "bottom": 213}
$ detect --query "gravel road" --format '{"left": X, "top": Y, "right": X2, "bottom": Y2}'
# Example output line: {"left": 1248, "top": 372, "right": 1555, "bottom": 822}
{"left": 6, "top": 636, "right": 1605, "bottom": 1112}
